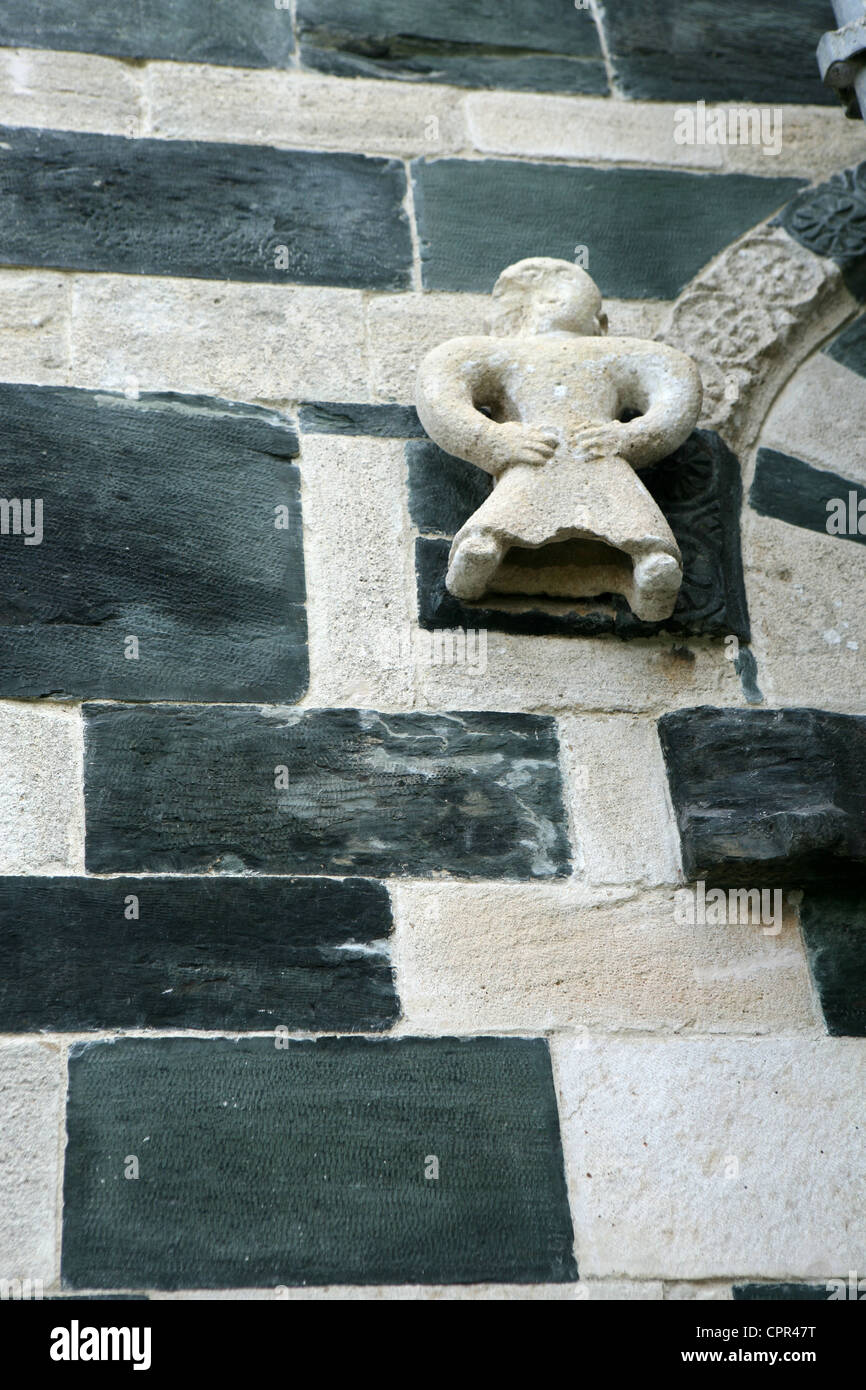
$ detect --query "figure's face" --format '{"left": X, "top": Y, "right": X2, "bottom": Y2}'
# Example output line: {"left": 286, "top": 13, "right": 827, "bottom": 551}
{"left": 490, "top": 267, "right": 607, "bottom": 337}
{"left": 528, "top": 277, "right": 606, "bottom": 335}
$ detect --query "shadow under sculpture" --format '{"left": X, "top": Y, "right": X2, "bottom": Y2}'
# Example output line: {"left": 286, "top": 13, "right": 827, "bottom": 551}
{"left": 415, "top": 258, "right": 703, "bottom": 623}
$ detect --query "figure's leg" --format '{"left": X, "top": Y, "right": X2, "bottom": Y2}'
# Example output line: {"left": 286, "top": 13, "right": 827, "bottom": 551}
{"left": 445, "top": 478, "right": 522, "bottom": 600}
{"left": 446, "top": 526, "right": 505, "bottom": 600}
{"left": 628, "top": 548, "right": 683, "bottom": 622}
{"left": 443, "top": 453, "right": 684, "bottom": 616}
{"left": 573, "top": 456, "right": 683, "bottom": 621}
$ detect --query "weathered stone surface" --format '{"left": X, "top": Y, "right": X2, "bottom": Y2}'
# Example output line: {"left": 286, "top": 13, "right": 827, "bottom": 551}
{"left": 83, "top": 705, "right": 572, "bottom": 879}
{"left": 0, "top": 704, "right": 82, "bottom": 873}
{"left": 299, "top": 402, "right": 423, "bottom": 437}
{"left": 750, "top": 447, "right": 866, "bottom": 547}
{"left": 146, "top": 64, "right": 467, "bottom": 157}
{"left": 415, "top": 259, "right": 702, "bottom": 622}
{"left": 62, "top": 1036, "right": 576, "bottom": 1288}
{"left": 659, "top": 224, "right": 844, "bottom": 436}
{"left": 411, "top": 430, "right": 750, "bottom": 640}
{"left": 0, "top": 0, "right": 295, "bottom": 67}
{"left": 779, "top": 162, "right": 866, "bottom": 299}
{"left": 759, "top": 349, "right": 866, "bottom": 486}
{"left": 0, "top": 270, "right": 69, "bottom": 384}
{"left": 0, "top": 877, "right": 397, "bottom": 1034}
{"left": 800, "top": 891, "right": 866, "bottom": 1038}
{"left": 391, "top": 882, "right": 813, "bottom": 1035}
{"left": 0, "top": 48, "right": 141, "bottom": 138}
{"left": 412, "top": 160, "right": 804, "bottom": 297}
{"left": 658, "top": 708, "right": 866, "bottom": 886}
{"left": 0, "top": 127, "right": 411, "bottom": 289}
{"left": 742, "top": 512, "right": 866, "bottom": 711}
{"left": 367, "top": 291, "right": 491, "bottom": 402}
{"left": 297, "top": 0, "right": 605, "bottom": 93}
{"left": 0, "top": 1040, "right": 64, "bottom": 1284}
{"left": 465, "top": 92, "right": 866, "bottom": 180}
{"left": 70, "top": 276, "right": 368, "bottom": 402}
{"left": 299, "top": 435, "right": 416, "bottom": 709}
{"left": 599, "top": 0, "right": 835, "bottom": 104}
{"left": 665, "top": 1282, "right": 732, "bottom": 1301}
{"left": 415, "top": 630, "right": 743, "bottom": 717}
{"left": 554, "top": 1037, "right": 866, "bottom": 1279}
{"left": 557, "top": 715, "right": 683, "bottom": 886}
{"left": 466, "top": 93, "right": 723, "bottom": 170}
{"left": 0, "top": 385, "right": 307, "bottom": 703}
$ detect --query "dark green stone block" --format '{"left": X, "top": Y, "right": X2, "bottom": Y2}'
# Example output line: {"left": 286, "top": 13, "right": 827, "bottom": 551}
{"left": 0, "top": 0, "right": 295, "bottom": 66}
{"left": 298, "top": 0, "right": 606, "bottom": 93}
{"left": 824, "top": 314, "right": 866, "bottom": 379}
{"left": 406, "top": 438, "right": 494, "bottom": 537}
{"left": 299, "top": 401, "right": 424, "bottom": 437}
{"left": 750, "top": 448, "right": 866, "bottom": 547}
{"left": 733, "top": 1283, "right": 835, "bottom": 1301}
{"left": 413, "top": 160, "right": 804, "bottom": 297}
{"left": 600, "top": 0, "right": 835, "bottom": 105}
{"left": 0, "top": 385, "right": 308, "bottom": 702}
{"left": 83, "top": 705, "right": 572, "bottom": 879}
{"left": 801, "top": 891, "right": 866, "bottom": 1037}
{"left": 300, "top": 45, "right": 607, "bottom": 95}
{"left": 300, "top": 0, "right": 602, "bottom": 56}
{"left": 0, "top": 877, "right": 397, "bottom": 1034}
{"left": 733, "top": 645, "right": 764, "bottom": 706}
{"left": 0, "top": 126, "right": 411, "bottom": 289}
{"left": 659, "top": 707, "right": 866, "bottom": 887}
{"left": 62, "top": 1036, "right": 577, "bottom": 1288}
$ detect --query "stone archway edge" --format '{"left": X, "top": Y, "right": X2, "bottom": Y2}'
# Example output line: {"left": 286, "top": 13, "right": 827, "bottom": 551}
{"left": 657, "top": 161, "right": 866, "bottom": 450}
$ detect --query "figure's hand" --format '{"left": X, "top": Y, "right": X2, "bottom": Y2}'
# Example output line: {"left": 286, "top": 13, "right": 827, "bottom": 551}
{"left": 573, "top": 422, "right": 629, "bottom": 460}
{"left": 487, "top": 422, "right": 559, "bottom": 472}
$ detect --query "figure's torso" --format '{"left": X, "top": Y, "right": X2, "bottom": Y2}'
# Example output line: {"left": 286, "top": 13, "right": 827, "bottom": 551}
{"left": 479, "top": 336, "right": 623, "bottom": 443}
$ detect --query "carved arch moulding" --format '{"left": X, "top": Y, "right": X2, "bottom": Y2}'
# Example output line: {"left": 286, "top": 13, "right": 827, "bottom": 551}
{"left": 659, "top": 161, "right": 866, "bottom": 452}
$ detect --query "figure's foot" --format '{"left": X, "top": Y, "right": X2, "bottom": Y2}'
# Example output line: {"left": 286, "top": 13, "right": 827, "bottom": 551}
{"left": 630, "top": 551, "right": 682, "bottom": 622}
{"left": 447, "top": 533, "right": 503, "bottom": 600}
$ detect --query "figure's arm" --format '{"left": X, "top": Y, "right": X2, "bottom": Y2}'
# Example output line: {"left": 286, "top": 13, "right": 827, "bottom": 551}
{"left": 595, "top": 343, "right": 703, "bottom": 468}
{"left": 416, "top": 339, "right": 557, "bottom": 476}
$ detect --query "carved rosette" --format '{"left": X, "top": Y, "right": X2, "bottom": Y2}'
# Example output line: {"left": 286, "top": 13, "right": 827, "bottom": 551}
{"left": 658, "top": 225, "right": 841, "bottom": 434}
{"left": 782, "top": 162, "right": 866, "bottom": 262}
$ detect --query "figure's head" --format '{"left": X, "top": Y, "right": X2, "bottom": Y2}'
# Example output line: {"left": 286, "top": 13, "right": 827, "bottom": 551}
{"left": 486, "top": 258, "right": 608, "bottom": 338}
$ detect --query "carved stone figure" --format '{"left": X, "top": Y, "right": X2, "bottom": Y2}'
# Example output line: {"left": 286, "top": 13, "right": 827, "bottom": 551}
{"left": 415, "top": 258, "right": 703, "bottom": 622}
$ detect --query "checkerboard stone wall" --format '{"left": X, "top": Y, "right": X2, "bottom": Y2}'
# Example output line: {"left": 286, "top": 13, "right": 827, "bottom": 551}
{"left": 0, "top": 0, "right": 864, "bottom": 1302}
